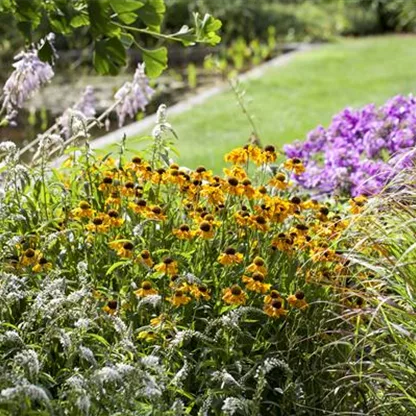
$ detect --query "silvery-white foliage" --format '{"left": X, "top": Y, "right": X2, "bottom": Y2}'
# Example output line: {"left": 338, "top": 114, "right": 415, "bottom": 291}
{"left": 0, "top": 383, "right": 50, "bottom": 403}
{"left": 0, "top": 273, "right": 27, "bottom": 302}
{"left": 79, "top": 346, "right": 96, "bottom": 366}
{"left": 13, "top": 349, "right": 40, "bottom": 379}
{"left": 137, "top": 294, "right": 161, "bottom": 309}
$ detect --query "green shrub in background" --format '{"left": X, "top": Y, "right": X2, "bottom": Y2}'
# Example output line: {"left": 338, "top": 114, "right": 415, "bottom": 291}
{"left": 165, "top": 0, "right": 415, "bottom": 44}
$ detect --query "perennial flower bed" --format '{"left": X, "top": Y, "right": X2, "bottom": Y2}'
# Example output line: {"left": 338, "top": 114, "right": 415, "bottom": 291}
{"left": 0, "top": 133, "right": 371, "bottom": 414}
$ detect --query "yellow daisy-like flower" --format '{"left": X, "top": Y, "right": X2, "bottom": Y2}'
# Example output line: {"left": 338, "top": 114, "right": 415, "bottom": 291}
{"left": 168, "top": 289, "right": 191, "bottom": 307}
{"left": 242, "top": 272, "right": 271, "bottom": 294}
{"left": 154, "top": 257, "right": 178, "bottom": 276}
{"left": 103, "top": 300, "right": 118, "bottom": 315}
{"left": 190, "top": 284, "right": 211, "bottom": 301}
{"left": 264, "top": 290, "right": 283, "bottom": 304}
{"left": 246, "top": 256, "right": 267, "bottom": 275}
{"left": 284, "top": 158, "right": 305, "bottom": 175}
{"left": 218, "top": 247, "right": 244, "bottom": 266}
{"left": 264, "top": 299, "right": 288, "bottom": 318}
{"left": 269, "top": 172, "right": 289, "bottom": 190}
{"left": 249, "top": 215, "right": 269, "bottom": 232}
{"left": 137, "top": 249, "right": 154, "bottom": 268}
{"left": 271, "top": 233, "right": 294, "bottom": 253}
{"left": 137, "top": 330, "right": 157, "bottom": 342}
{"left": 349, "top": 195, "right": 367, "bottom": 215}
{"left": 235, "top": 210, "right": 251, "bottom": 227}
{"left": 150, "top": 313, "right": 169, "bottom": 328}
{"left": 197, "top": 221, "right": 215, "bottom": 239}
{"left": 105, "top": 191, "right": 122, "bottom": 206}
{"left": 172, "top": 224, "right": 195, "bottom": 240}
{"left": 72, "top": 200, "right": 94, "bottom": 219}
{"left": 222, "top": 284, "right": 247, "bottom": 305}
{"left": 86, "top": 214, "right": 110, "bottom": 233}
{"left": 109, "top": 240, "right": 134, "bottom": 258}
{"left": 98, "top": 175, "right": 114, "bottom": 192}
{"left": 135, "top": 281, "right": 158, "bottom": 298}
{"left": 128, "top": 198, "right": 148, "bottom": 215}
{"left": 32, "top": 256, "right": 53, "bottom": 273}
{"left": 145, "top": 205, "right": 167, "bottom": 221}
{"left": 287, "top": 291, "right": 309, "bottom": 310}
{"left": 20, "top": 248, "right": 39, "bottom": 266}
{"left": 107, "top": 209, "right": 125, "bottom": 227}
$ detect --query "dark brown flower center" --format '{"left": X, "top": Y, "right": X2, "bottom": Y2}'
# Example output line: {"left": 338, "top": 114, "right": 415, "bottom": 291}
{"left": 108, "top": 209, "right": 119, "bottom": 218}
{"left": 255, "top": 216, "right": 266, "bottom": 225}
{"left": 295, "top": 291, "right": 305, "bottom": 300}
{"left": 272, "top": 300, "right": 282, "bottom": 309}
{"left": 200, "top": 222, "right": 211, "bottom": 232}
{"left": 179, "top": 224, "right": 190, "bottom": 232}
{"left": 142, "top": 281, "right": 152, "bottom": 290}
{"left": 123, "top": 242, "right": 134, "bottom": 250}
{"left": 253, "top": 257, "right": 264, "bottom": 266}
{"left": 231, "top": 285, "right": 242, "bottom": 296}
{"left": 141, "top": 250, "right": 150, "bottom": 259}
{"left": 252, "top": 272, "right": 264, "bottom": 282}
{"left": 103, "top": 176, "right": 113, "bottom": 184}
{"left": 163, "top": 257, "right": 174, "bottom": 265}
{"left": 24, "top": 249, "right": 35, "bottom": 258}
{"left": 224, "top": 247, "right": 236, "bottom": 255}
{"left": 80, "top": 201, "right": 90, "bottom": 210}
{"left": 227, "top": 177, "right": 239, "bottom": 187}
{"left": 108, "top": 300, "right": 117, "bottom": 309}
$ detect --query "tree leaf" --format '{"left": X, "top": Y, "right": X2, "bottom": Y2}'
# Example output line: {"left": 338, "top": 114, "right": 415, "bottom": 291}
{"left": 88, "top": 0, "right": 120, "bottom": 37}
{"left": 70, "top": 14, "right": 90, "bottom": 28}
{"left": 110, "top": 0, "right": 144, "bottom": 24}
{"left": 94, "top": 37, "right": 127, "bottom": 75}
{"left": 137, "top": 0, "right": 165, "bottom": 32}
{"left": 140, "top": 46, "right": 167, "bottom": 78}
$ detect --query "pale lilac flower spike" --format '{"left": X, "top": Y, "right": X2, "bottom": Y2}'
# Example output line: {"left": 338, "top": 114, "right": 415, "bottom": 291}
{"left": 1, "top": 34, "right": 56, "bottom": 123}
{"left": 114, "top": 63, "right": 155, "bottom": 127}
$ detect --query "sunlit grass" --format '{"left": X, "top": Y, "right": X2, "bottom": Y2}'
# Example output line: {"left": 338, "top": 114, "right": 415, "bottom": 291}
{"left": 113, "top": 35, "right": 416, "bottom": 172}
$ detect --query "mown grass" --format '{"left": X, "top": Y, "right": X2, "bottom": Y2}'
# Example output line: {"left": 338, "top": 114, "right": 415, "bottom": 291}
{"left": 112, "top": 35, "right": 416, "bottom": 172}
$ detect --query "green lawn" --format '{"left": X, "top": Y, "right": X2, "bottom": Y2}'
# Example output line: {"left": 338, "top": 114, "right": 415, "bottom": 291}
{"left": 118, "top": 35, "right": 416, "bottom": 172}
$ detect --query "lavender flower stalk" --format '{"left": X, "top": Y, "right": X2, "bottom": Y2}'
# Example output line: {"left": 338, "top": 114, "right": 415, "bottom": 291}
{"left": 1, "top": 34, "right": 56, "bottom": 123}
{"left": 114, "top": 63, "right": 155, "bottom": 127}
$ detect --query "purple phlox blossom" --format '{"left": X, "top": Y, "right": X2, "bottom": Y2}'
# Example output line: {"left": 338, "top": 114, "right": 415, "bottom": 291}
{"left": 114, "top": 63, "right": 155, "bottom": 127}
{"left": 1, "top": 34, "right": 56, "bottom": 123}
{"left": 285, "top": 94, "right": 416, "bottom": 196}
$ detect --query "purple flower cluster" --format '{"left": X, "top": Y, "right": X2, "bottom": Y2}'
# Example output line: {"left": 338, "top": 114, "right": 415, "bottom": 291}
{"left": 1, "top": 34, "right": 56, "bottom": 123}
{"left": 114, "top": 63, "right": 155, "bottom": 127}
{"left": 284, "top": 95, "right": 416, "bottom": 196}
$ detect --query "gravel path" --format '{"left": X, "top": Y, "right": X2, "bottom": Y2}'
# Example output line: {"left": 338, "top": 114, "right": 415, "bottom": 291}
{"left": 91, "top": 44, "right": 318, "bottom": 150}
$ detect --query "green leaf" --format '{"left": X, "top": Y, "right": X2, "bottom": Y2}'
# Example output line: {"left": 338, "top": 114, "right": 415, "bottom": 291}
{"left": 88, "top": 0, "right": 120, "bottom": 37}
{"left": 140, "top": 46, "right": 167, "bottom": 78}
{"left": 94, "top": 37, "right": 127, "bottom": 75}
{"left": 37, "top": 36, "right": 55, "bottom": 64}
{"left": 106, "top": 260, "right": 130, "bottom": 275}
{"left": 137, "top": 0, "right": 165, "bottom": 31}
{"left": 194, "top": 13, "right": 222, "bottom": 46}
{"left": 120, "top": 32, "right": 135, "bottom": 49}
{"left": 110, "top": 0, "right": 144, "bottom": 24}
{"left": 70, "top": 14, "right": 90, "bottom": 28}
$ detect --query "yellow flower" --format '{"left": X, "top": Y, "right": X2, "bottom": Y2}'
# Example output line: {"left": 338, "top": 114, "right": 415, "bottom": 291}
{"left": 32, "top": 256, "right": 52, "bottom": 273}
{"left": 224, "top": 147, "right": 249, "bottom": 165}
{"left": 191, "top": 166, "right": 213, "bottom": 182}
{"left": 103, "top": 300, "right": 118, "bottom": 315}
{"left": 287, "top": 291, "right": 309, "bottom": 310}
{"left": 172, "top": 224, "right": 195, "bottom": 240}
{"left": 269, "top": 172, "right": 289, "bottom": 190}
{"left": 154, "top": 257, "right": 178, "bottom": 276}
{"left": 190, "top": 284, "right": 211, "bottom": 301}
{"left": 197, "top": 221, "right": 214, "bottom": 239}
{"left": 20, "top": 248, "right": 38, "bottom": 266}
{"left": 150, "top": 313, "right": 169, "bottom": 328}
{"left": 349, "top": 195, "right": 367, "bottom": 215}
{"left": 240, "top": 178, "right": 257, "bottom": 199}
{"left": 98, "top": 175, "right": 114, "bottom": 192}
{"left": 284, "top": 158, "right": 305, "bottom": 175}
{"left": 137, "top": 330, "right": 157, "bottom": 342}
{"left": 235, "top": 210, "right": 251, "bottom": 227}
{"left": 145, "top": 205, "right": 167, "bottom": 221}
{"left": 137, "top": 249, "right": 154, "bottom": 268}
{"left": 86, "top": 214, "right": 110, "bottom": 233}
{"left": 222, "top": 284, "right": 247, "bottom": 305}
{"left": 106, "top": 209, "right": 125, "bottom": 227}
{"left": 264, "top": 290, "right": 283, "bottom": 304}
{"left": 218, "top": 247, "right": 244, "bottom": 266}
{"left": 264, "top": 300, "right": 288, "bottom": 318}
{"left": 246, "top": 256, "right": 267, "bottom": 275}
{"left": 109, "top": 240, "right": 134, "bottom": 258}
{"left": 271, "top": 233, "right": 294, "bottom": 253}
{"left": 135, "top": 281, "right": 158, "bottom": 298}
{"left": 105, "top": 191, "right": 122, "bottom": 206}
{"left": 72, "top": 200, "right": 94, "bottom": 219}
{"left": 168, "top": 289, "right": 191, "bottom": 307}
{"left": 242, "top": 272, "right": 271, "bottom": 294}
{"left": 249, "top": 215, "right": 269, "bottom": 232}
{"left": 128, "top": 198, "right": 148, "bottom": 215}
